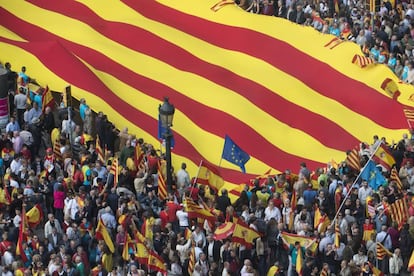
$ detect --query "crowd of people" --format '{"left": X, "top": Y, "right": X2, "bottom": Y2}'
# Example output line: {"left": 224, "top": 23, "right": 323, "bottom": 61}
{"left": 1, "top": 3, "right": 414, "bottom": 275}
{"left": 238, "top": 0, "right": 414, "bottom": 84}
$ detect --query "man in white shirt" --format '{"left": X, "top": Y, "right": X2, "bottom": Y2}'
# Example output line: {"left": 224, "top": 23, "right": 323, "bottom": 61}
{"left": 44, "top": 214, "right": 63, "bottom": 238}
{"left": 264, "top": 201, "right": 281, "bottom": 222}
{"left": 13, "top": 209, "right": 22, "bottom": 228}
{"left": 14, "top": 88, "right": 27, "bottom": 127}
{"left": 176, "top": 162, "right": 190, "bottom": 196}
{"left": 176, "top": 205, "right": 189, "bottom": 232}
{"left": 5, "top": 116, "right": 20, "bottom": 133}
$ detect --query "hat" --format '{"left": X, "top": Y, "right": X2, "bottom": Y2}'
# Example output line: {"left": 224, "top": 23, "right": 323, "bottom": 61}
{"left": 31, "top": 117, "right": 40, "bottom": 124}
{"left": 46, "top": 148, "right": 53, "bottom": 153}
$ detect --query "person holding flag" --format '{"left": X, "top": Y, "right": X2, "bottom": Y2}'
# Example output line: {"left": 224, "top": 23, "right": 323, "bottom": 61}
{"left": 281, "top": 235, "right": 316, "bottom": 276}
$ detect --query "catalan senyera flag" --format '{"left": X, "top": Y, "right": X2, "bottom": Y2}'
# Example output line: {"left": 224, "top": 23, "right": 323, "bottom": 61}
{"left": 16, "top": 206, "right": 28, "bottom": 263}
{"left": 1, "top": 0, "right": 413, "bottom": 189}
{"left": 188, "top": 246, "right": 195, "bottom": 275}
{"left": 184, "top": 197, "right": 217, "bottom": 221}
{"left": 232, "top": 217, "right": 260, "bottom": 249}
{"left": 95, "top": 218, "right": 115, "bottom": 253}
{"left": 345, "top": 147, "right": 361, "bottom": 171}
{"left": 352, "top": 54, "right": 375, "bottom": 68}
{"left": 53, "top": 138, "right": 62, "bottom": 162}
{"left": 95, "top": 136, "right": 104, "bottom": 163}
{"left": 134, "top": 144, "right": 145, "bottom": 169}
{"left": 376, "top": 242, "right": 392, "bottom": 260}
{"left": 109, "top": 158, "right": 118, "bottom": 188}
{"left": 157, "top": 160, "right": 167, "bottom": 201}
{"left": 389, "top": 167, "right": 403, "bottom": 191}
{"left": 389, "top": 198, "right": 409, "bottom": 230}
{"left": 26, "top": 204, "right": 43, "bottom": 228}
{"left": 281, "top": 232, "right": 318, "bottom": 254}
{"left": 41, "top": 85, "right": 54, "bottom": 113}
{"left": 373, "top": 144, "right": 395, "bottom": 171}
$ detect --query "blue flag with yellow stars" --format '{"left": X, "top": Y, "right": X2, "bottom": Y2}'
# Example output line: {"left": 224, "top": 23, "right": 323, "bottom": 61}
{"left": 222, "top": 135, "right": 250, "bottom": 173}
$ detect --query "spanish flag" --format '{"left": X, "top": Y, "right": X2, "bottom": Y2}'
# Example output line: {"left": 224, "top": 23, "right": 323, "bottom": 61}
{"left": 280, "top": 232, "right": 318, "bottom": 254}
{"left": 213, "top": 222, "right": 235, "bottom": 240}
{"left": 196, "top": 161, "right": 224, "bottom": 193}
{"left": 134, "top": 235, "right": 149, "bottom": 263}
{"left": 95, "top": 218, "right": 115, "bottom": 253}
{"left": 142, "top": 216, "right": 155, "bottom": 241}
{"left": 148, "top": 250, "right": 167, "bottom": 274}
{"left": 41, "top": 85, "right": 54, "bottom": 113}
{"left": 26, "top": 204, "right": 43, "bottom": 228}
{"left": 232, "top": 217, "right": 260, "bottom": 249}
{"left": 122, "top": 233, "right": 133, "bottom": 261}
{"left": 16, "top": 207, "right": 28, "bottom": 263}
{"left": 373, "top": 144, "right": 395, "bottom": 171}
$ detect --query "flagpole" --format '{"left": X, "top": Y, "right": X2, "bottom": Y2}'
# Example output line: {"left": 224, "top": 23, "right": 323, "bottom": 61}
{"left": 331, "top": 142, "right": 383, "bottom": 225}
{"left": 190, "top": 160, "right": 203, "bottom": 197}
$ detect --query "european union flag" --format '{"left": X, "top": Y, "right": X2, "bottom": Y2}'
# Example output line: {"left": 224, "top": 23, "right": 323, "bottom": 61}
{"left": 360, "top": 160, "right": 386, "bottom": 191}
{"left": 222, "top": 135, "right": 250, "bottom": 173}
{"left": 157, "top": 115, "right": 175, "bottom": 148}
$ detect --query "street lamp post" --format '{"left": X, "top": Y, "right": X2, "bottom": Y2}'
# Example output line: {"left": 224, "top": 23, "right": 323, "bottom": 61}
{"left": 158, "top": 97, "right": 175, "bottom": 192}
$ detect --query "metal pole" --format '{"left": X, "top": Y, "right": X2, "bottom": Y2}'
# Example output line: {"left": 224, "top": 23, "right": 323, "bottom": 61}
{"left": 165, "top": 127, "right": 173, "bottom": 192}
{"left": 331, "top": 142, "right": 383, "bottom": 225}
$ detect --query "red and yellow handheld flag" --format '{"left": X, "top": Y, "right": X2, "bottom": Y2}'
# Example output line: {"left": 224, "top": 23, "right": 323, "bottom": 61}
{"left": 26, "top": 204, "right": 43, "bottom": 228}
{"left": 95, "top": 136, "right": 104, "bottom": 163}
{"left": 389, "top": 198, "right": 409, "bottom": 230}
{"left": 196, "top": 161, "right": 224, "bottom": 192}
{"left": 280, "top": 232, "right": 318, "bottom": 254}
{"left": 109, "top": 158, "right": 118, "bottom": 188}
{"left": 148, "top": 250, "right": 167, "bottom": 274}
{"left": 232, "top": 217, "right": 260, "bottom": 249}
{"left": 95, "top": 218, "right": 115, "bottom": 253}
{"left": 184, "top": 197, "right": 217, "bottom": 221}
{"left": 157, "top": 160, "right": 167, "bottom": 201}
{"left": 16, "top": 207, "right": 28, "bottom": 263}
{"left": 373, "top": 144, "right": 395, "bottom": 171}
{"left": 376, "top": 242, "right": 392, "bottom": 260}
{"left": 41, "top": 86, "right": 54, "bottom": 113}
{"left": 188, "top": 246, "right": 196, "bottom": 275}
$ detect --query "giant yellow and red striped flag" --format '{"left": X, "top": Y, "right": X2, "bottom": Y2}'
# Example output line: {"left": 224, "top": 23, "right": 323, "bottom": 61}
{"left": 1, "top": 0, "right": 414, "bottom": 192}
{"left": 389, "top": 198, "right": 409, "bottom": 230}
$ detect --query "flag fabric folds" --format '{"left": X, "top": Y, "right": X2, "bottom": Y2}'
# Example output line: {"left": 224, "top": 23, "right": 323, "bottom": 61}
{"left": 389, "top": 198, "right": 409, "bottom": 230}
{"left": 376, "top": 242, "right": 392, "bottom": 260}
{"left": 148, "top": 250, "right": 167, "bottom": 274}
{"left": 16, "top": 206, "right": 28, "bottom": 263}
{"left": 53, "top": 139, "right": 62, "bottom": 162}
{"left": 188, "top": 246, "right": 196, "bottom": 275}
{"left": 345, "top": 147, "right": 361, "bottom": 171}
{"left": 122, "top": 233, "right": 133, "bottom": 261}
{"left": 96, "top": 136, "right": 105, "bottom": 163}
{"left": 41, "top": 86, "right": 54, "bottom": 113}
{"left": 213, "top": 222, "right": 235, "bottom": 240}
{"left": 360, "top": 160, "right": 386, "bottom": 190}
{"left": 389, "top": 167, "right": 403, "bottom": 191}
{"left": 404, "top": 107, "right": 414, "bottom": 129}
{"left": 26, "top": 204, "right": 43, "bottom": 228}
{"left": 184, "top": 197, "right": 217, "bottom": 221}
{"left": 381, "top": 78, "right": 401, "bottom": 100}
{"left": 352, "top": 54, "right": 375, "bottom": 68}
{"left": 222, "top": 135, "right": 250, "bottom": 173}
{"left": 109, "top": 158, "right": 119, "bottom": 188}
{"left": 232, "top": 217, "right": 260, "bottom": 249}
{"left": 96, "top": 218, "right": 115, "bottom": 253}
{"left": 196, "top": 161, "right": 224, "bottom": 192}
{"left": 373, "top": 144, "right": 395, "bottom": 171}
{"left": 296, "top": 246, "right": 303, "bottom": 276}
{"left": 334, "top": 220, "right": 340, "bottom": 248}
{"left": 1, "top": 0, "right": 413, "bottom": 188}
{"left": 157, "top": 160, "right": 168, "bottom": 201}
{"left": 409, "top": 249, "right": 414, "bottom": 272}
{"left": 280, "top": 232, "right": 318, "bottom": 254}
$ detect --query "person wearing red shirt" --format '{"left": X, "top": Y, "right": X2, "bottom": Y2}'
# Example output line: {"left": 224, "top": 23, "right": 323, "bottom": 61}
{"left": 159, "top": 207, "right": 169, "bottom": 229}
{"left": 166, "top": 194, "right": 180, "bottom": 232}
